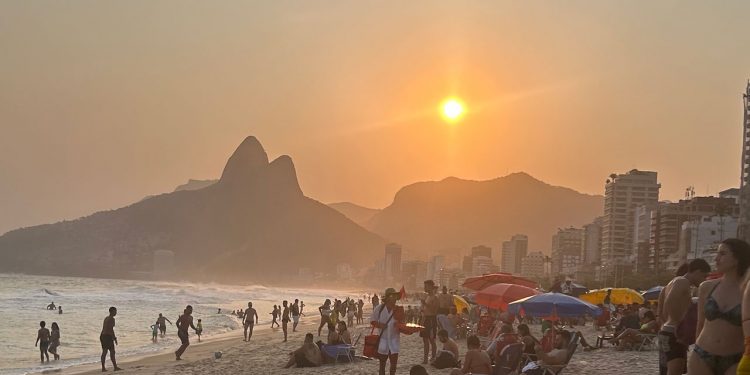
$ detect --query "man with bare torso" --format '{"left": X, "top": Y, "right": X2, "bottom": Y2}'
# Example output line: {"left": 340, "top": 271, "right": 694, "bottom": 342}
{"left": 658, "top": 259, "right": 710, "bottom": 375}
{"left": 100, "top": 306, "right": 121, "bottom": 372}
{"left": 421, "top": 280, "right": 439, "bottom": 364}
{"left": 156, "top": 313, "right": 172, "bottom": 337}
{"left": 175, "top": 305, "right": 198, "bottom": 360}
{"left": 243, "top": 301, "right": 259, "bottom": 342}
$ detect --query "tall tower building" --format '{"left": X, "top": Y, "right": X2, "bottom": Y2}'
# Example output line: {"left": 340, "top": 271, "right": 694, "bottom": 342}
{"left": 384, "top": 243, "right": 402, "bottom": 282}
{"left": 601, "top": 170, "right": 660, "bottom": 273}
{"left": 739, "top": 81, "right": 750, "bottom": 241}
{"left": 551, "top": 227, "right": 584, "bottom": 275}
{"left": 501, "top": 234, "right": 529, "bottom": 274}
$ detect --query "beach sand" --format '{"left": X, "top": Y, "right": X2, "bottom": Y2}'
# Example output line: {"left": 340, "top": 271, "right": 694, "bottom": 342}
{"left": 62, "top": 314, "right": 658, "bottom": 375}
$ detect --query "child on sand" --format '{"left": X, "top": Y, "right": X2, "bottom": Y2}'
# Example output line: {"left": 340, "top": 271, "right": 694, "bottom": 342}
{"left": 35, "top": 321, "right": 51, "bottom": 363}
{"left": 196, "top": 319, "right": 203, "bottom": 342}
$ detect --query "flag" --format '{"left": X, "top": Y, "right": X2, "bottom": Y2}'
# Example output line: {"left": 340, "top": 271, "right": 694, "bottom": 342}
{"left": 399, "top": 285, "right": 406, "bottom": 300}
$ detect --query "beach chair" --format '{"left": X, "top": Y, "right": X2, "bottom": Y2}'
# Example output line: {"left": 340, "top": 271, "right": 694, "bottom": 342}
{"left": 493, "top": 342, "right": 524, "bottom": 375}
{"left": 537, "top": 332, "right": 579, "bottom": 375}
{"left": 636, "top": 333, "right": 658, "bottom": 351}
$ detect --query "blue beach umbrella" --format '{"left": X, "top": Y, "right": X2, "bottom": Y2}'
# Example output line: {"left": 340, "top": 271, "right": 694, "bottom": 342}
{"left": 642, "top": 286, "right": 664, "bottom": 301}
{"left": 507, "top": 292, "right": 602, "bottom": 318}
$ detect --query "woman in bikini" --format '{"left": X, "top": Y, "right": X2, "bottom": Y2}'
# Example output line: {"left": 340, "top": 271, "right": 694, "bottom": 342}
{"left": 317, "top": 299, "right": 332, "bottom": 337}
{"left": 688, "top": 238, "right": 750, "bottom": 375}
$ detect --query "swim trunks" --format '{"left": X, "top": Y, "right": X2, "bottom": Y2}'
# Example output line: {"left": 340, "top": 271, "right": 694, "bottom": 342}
{"left": 100, "top": 334, "right": 115, "bottom": 351}
{"left": 420, "top": 315, "right": 438, "bottom": 339}
{"left": 39, "top": 341, "right": 49, "bottom": 351}
{"left": 292, "top": 315, "right": 300, "bottom": 324}
{"left": 658, "top": 328, "right": 686, "bottom": 375}
{"left": 178, "top": 330, "right": 189, "bottom": 345}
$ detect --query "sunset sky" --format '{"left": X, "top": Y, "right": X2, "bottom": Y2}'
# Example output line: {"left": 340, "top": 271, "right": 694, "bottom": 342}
{"left": 1, "top": 1, "right": 750, "bottom": 235}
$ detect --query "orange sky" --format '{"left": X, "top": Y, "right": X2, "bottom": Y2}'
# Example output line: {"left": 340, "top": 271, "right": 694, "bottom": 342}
{"left": 1, "top": 1, "right": 749, "bottom": 234}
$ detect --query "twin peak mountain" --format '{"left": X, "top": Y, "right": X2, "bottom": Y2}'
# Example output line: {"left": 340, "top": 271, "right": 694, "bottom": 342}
{"left": 0, "top": 136, "right": 602, "bottom": 283}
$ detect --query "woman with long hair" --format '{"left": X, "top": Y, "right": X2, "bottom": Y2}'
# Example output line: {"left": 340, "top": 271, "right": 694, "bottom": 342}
{"left": 48, "top": 322, "right": 60, "bottom": 360}
{"left": 688, "top": 238, "right": 750, "bottom": 375}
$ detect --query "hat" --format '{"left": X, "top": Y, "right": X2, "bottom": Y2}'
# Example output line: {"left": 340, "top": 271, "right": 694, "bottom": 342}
{"left": 384, "top": 287, "right": 401, "bottom": 299}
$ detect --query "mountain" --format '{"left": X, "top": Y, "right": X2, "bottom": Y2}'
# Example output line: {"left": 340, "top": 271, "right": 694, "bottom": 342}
{"left": 365, "top": 172, "right": 603, "bottom": 258}
{"left": 173, "top": 179, "right": 217, "bottom": 192}
{"left": 0, "top": 136, "right": 385, "bottom": 283}
{"left": 328, "top": 202, "right": 381, "bottom": 227}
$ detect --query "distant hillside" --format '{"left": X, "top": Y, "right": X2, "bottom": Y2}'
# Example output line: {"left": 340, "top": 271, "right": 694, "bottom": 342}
{"left": 328, "top": 202, "right": 381, "bottom": 227}
{"left": 174, "top": 179, "right": 217, "bottom": 192}
{"left": 366, "top": 173, "right": 603, "bottom": 258}
{"left": 0, "top": 137, "right": 384, "bottom": 283}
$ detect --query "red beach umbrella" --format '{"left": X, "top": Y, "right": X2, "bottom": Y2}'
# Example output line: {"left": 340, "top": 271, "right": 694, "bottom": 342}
{"left": 475, "top": 283, "right": 541, "bottom": 310}
{"left": 462, "top": 273, "right": 538, "bottom": 290}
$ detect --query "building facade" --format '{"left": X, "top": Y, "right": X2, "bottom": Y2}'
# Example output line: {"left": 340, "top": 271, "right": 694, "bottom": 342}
{"left": 501, "top": 234, "right": 529, "bottom": 274}
{"left": 551, "top": 227, "right": 584, "bottom": 276}
{"left": 582, "top": 218, "right": 603, "bottom": 265}
{"left": 384, "top": 243, "right": 402, "bottom": 282}
{"left": 601, "top": 170, "right": 660, "bottom": 273}
{"left": 680, "top": 215, "right": 739, "bottom": 268}
{"left": 521, "top": 251, "right": 546, "bottom": 279}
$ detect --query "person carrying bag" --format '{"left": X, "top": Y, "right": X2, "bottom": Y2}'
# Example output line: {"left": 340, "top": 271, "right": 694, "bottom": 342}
{"left": 368, "top": 288, "right": 403, "bottom": 375}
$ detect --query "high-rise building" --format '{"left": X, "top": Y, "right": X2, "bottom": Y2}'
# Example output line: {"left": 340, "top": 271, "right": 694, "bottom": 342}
{"left": 501, "top": 234, "right": 529, "bottom": 274}
{"left": 472, "top": 256, "right": 494, "bottom": 276}
{"left": 471, "top": 245, "right": 492, "bottom": 259}
{"left": 651, "top": 196, "right": 739, "bottom": 272}
{"left": 462, "top": 255, "right": 473, "bottom": 274}
{"left": 740, "top": 80, "right": 750, "bottom": 241}
{"left": 384, "top": 243, "right": 402, "bottom": 282}
{"left": 551, "top": 227, "right": 584, "bottom": 276}
{"left": 633, "top": 204, "right": 656, "bottom": 273}
{"left": 680, "top": 215, "right": 739, "bottom": 268}
{"left": 427, "top": 255, "right": 444, "bottom": 282}
{"left": 582, "top": 218, "right": 603, "bottom": 265}
{"left": 520, "top": 251, "right": 546, "bottom": 279}
{"left": 401, "top": 260, "right": 428, "bottom": 290}
{"left": 601, "top": 170, "right": 660, "bottom": 272}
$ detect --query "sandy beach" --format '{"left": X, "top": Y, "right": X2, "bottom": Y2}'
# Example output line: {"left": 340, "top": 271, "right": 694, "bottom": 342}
{"left": 60, "top": 313, "right": 657, "bottom": 375}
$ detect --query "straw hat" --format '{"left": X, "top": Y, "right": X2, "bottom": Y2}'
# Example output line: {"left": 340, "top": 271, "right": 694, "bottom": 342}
{"left": 384, "top": 287, "right": 401, "bottom": 300}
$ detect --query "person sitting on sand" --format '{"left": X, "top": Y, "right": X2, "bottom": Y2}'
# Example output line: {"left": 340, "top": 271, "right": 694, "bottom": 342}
{"left": 35, "top": 320, "right": 50, "bottom": 363}
{"left": 521, "top": 330, "right": 572, "bottom": 375}
{"left": 450, "top": 335, "right": 492, "bottom": 375}
{"left": 487, "top": 323, "right": 519, "bottom": 363}
{"left": 517, "top": 324, "right": 539, "bottom": 356}
{"left": 431, "top": 329, "right": 459, "bottom": 369}
{"left": 284, "top": 333, "right": 322, "bottom": 368}
{"left": 325, "top": 321, "right": 340, "bottom": 345}
{"left": 336, "top": 321, "right": 352, "bottom": 345}
{"left": 611, "top": 310, "right": 658, "bottom": 348}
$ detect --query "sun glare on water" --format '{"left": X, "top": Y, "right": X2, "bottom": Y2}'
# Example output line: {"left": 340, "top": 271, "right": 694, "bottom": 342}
{"left": 442, "top": 98, "right": 465, "bottom": 122}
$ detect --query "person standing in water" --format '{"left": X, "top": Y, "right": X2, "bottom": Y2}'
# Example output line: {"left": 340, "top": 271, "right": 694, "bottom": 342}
{"left": 291, "top": 299, "right": 301, "bottom": 332}
{"left": 49, "top": 322, "right": 61, "bottom": 360}
{"left": 281, "top": 300, "right": 290, "bottom": 342}
{"left": 100, "top": 306, "right": 121, "bottom": 371}
{"left": 196, "top": 319, "right": 203, "bottom": 342}
{"left": 270, "top": 305, "right": 280, "bottom": 328}
{"left": 156, "top": 313, "right": 172, "bottom": 338}
{"left": 175, "top": 305, "right": 198, "bottom": 360}
{"left": 243, "top": 302, "right": 259, "bottom": 342}
{"left": 35, "top": 321, "right": 50, "bottom": 363}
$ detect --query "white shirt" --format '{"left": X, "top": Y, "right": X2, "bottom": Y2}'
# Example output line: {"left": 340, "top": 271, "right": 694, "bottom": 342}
{"left": 371, "top": 304, "right": 399, "bottom": 355}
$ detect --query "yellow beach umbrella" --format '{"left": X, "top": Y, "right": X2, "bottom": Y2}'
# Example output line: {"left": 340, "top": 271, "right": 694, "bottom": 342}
{"left": 453, "top": 295, "right": 470, "bottom": 313}
{"left": 579, "top": 288, "right": 644, "bottom": 305}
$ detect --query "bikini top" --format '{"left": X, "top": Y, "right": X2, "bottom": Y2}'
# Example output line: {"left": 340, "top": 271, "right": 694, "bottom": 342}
{"left": 704, "top": 282, "right": 742, "bottom": 327}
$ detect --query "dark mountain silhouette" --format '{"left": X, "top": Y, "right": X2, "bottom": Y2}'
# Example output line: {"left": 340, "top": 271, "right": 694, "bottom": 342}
{"left": 365, "top": 173, "right": 603, "bottom": 258}
{"left": 0, "top": 136, "right": 384, "bottom": 283}
{"left": 328, "top": 202, "right": 381, "bottom": 227}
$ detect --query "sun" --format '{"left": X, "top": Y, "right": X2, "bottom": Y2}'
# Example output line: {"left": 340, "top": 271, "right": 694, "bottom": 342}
{"left": 441, "top": 98, "right": 465, "bottom": 122}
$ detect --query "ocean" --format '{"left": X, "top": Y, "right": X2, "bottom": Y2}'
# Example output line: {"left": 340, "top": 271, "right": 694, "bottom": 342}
{"left": 0, "top": 273, "right": 359, "bottom": 375}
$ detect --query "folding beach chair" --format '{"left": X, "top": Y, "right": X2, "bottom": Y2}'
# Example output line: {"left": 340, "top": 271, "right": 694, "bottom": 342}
{"left": 537, "top": 331, "right": 579, "bottom": 375}
{"left": 636, "top": 333, "right": 658, "bottom": 351}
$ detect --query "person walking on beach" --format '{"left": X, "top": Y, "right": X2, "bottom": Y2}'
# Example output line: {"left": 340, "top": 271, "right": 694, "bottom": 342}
{"left": 100, "top": 306, "right": 122, "bottom": 372}
{"left": 658, "top": 258, "right": 710, "bottom": 375}
{"left": 196, "top": 319, "right": 203, "bottom": 342}
{"left": 282, "top": 300, "right": 290, "bottom": 342}
{"left": 243, "top": 302, "right": 259, "bottom": 342}
{"left": 156, "top": 313, "right": 172, "bottom": 337}
{"left": 421, "top": 280, "right": 439, "bottom": 364}
{"left": 35, "top": 321, "right": 50, "bottom": 363}
{"left": 357, "top": 299, "right": 365, "bottom": 324}
{"left": 371, "top": 288, "right": 404, "bottom": 375}
{"left": 291, "top": 299, "right": 301, "bottom": 332}
{"left": 49, "top": 322, "right": 61, "bottom": 360}
{"left": 175, "top": 305, "right": 198, "bottom": 360}
{"left": 270, "top": 305, "right": 280, "bottom": 328}
{"left": 318, "top": 299, "right": 332, "bottom": 337}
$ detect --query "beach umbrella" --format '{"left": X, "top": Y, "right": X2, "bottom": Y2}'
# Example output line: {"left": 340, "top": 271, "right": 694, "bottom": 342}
{"left": 475, "top": 283, "right": 540, "bottom": 310}
{"left": 507, "top": 292, "right": 602, "bottom": 318}
{"left": 453, "top": 295, "right": 470, "bottom": 313}
{"left": 462, "top": 273, "right": 538, "bottom": 290}
{"left": 580, "top": 288, "right": 644, "bottom": 305}
{"left": 642, "top": 286, "right": 664, "bottom": 301}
